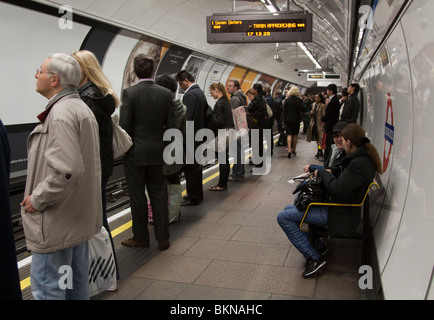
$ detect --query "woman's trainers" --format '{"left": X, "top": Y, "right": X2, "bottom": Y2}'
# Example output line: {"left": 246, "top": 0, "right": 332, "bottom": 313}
{"left": 302, "top": 258, "right": 326, "bottom": 278}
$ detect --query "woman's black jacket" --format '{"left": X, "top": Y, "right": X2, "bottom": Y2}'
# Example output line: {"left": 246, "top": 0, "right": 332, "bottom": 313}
{"left": 78, "top": 82, "right": 116, "bottom": 178}
{"left": 247, "top": 94, "right": 267, "bottom": 123}
{"left": 282, "top": 96, "right": 304, "bottom": 124}
{"left": 213, "top": 97, "right": 234, "bottom": 130}
{"left": 317, "top": 145, "right": 376, "bottom": 204}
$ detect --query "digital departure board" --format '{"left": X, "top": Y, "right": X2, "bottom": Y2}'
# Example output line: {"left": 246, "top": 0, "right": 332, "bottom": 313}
{"left": 307, "top": 74, "right": 341, "bottom": 81}
{"left": 206, "top": 13, "right": 312, "bottom": 44}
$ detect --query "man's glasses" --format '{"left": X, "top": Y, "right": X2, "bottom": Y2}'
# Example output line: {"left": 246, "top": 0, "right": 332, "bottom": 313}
{"left": 36, "top": 68, "right": 55, "bottom": 76}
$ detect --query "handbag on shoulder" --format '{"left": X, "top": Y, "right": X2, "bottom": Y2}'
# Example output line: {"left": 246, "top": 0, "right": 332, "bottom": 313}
{"left": 112, "top": 114, "right": 132, "bottom": 158}
{"left": 265, "top": 102, "right": 273, "bottom": 119}
{"left": 245, "top": 108, "right": 259, "bottom": 130}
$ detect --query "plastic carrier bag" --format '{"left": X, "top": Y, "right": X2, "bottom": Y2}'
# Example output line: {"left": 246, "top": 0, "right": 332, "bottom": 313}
{"left": 167, "top": 184, "right": 182, "bottom": 224}
{"left": 88, "top": 226, "right": 117, "bottom": 297}
{"left": 146, "top": 185, "right": 182, "bottom": 224}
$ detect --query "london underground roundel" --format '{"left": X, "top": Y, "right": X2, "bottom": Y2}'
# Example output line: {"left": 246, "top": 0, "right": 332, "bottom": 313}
{"left": 383, "top": 93, "right": 394, "bottom": 173}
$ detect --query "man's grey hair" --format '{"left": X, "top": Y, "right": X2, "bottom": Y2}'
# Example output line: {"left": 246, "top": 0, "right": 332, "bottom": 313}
{"left": 47, "top": 53, "right": 81, "bottom": 87}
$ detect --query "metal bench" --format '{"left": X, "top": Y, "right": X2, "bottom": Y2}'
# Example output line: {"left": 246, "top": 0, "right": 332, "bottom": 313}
{"left": 299, "top": 181, "right": 380, "bottom": 265}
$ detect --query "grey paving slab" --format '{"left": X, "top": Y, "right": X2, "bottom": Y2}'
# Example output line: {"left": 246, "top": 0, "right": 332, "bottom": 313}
{"left": 100, "top": 137, "right": 368, "bottom": 301}
{"left": 194, "top": 260, "right": 316, "bottom": 298}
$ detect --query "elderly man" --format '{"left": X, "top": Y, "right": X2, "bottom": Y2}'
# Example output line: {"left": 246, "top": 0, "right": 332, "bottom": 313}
{"left": 20, "top": 53, "right": 102, "bottom": 300}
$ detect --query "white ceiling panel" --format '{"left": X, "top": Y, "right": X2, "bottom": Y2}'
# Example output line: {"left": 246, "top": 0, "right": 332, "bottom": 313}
{"left": 112, "top": 0, "right": 149, "bottom": 22}
{"left": 31, "top": 0, "right": 361, "bottom": 87}
{"left": 88, "top": 0, "right": 128, "bottom": 17}
{"left": 60, "top": 0, "right": 93, "bottom": 8}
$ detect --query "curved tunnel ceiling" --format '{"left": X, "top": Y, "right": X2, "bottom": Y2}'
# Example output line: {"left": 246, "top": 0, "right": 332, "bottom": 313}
{"left": 32, "top": 0, "right": 364, "bottom": 87}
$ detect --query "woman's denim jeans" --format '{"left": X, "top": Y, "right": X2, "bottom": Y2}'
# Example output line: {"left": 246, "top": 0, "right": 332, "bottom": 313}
{"left": 30, "top": 241, "right": 89, "bottom": 300}
{"left": 277, "top": 204, "right": 328, "bottom": 261}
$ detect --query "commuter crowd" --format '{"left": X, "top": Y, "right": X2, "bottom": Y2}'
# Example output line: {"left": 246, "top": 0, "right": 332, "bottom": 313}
{"left": 1, "top": 49, "right": 380, "bottom": 300}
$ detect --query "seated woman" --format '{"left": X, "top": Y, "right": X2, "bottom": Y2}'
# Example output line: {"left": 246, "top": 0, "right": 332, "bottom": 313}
{"left": 277, "top": 124, "right": 383, "bottom": 278}
{"left": 208, "top": 83, "right": 235, "bottom": 191}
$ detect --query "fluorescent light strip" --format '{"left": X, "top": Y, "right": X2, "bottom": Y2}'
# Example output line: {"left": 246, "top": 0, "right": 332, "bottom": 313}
{"left": 297, "top": 42, "right": 322, "bottom": 69}
{"left": 261, "top": 0, "right": 278, "bottom": 13}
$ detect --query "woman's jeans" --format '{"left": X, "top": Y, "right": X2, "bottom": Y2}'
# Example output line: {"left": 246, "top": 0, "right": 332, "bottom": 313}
{"left": 277, "top": 204, "right": 328, "bottom": 261}
{"left": 30, "top": 241, "right": 90, "bottom": 300}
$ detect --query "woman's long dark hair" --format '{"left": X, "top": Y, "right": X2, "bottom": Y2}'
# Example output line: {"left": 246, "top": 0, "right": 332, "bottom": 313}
{"left": 342, "top": 124, "right": 383, "bottom": 174}
{"left": 252, "top": 83, "right": 263, "bottom": 96}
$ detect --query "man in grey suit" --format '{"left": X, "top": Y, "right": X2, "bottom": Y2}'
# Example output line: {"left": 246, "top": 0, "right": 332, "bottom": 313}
{"left": 120, "top": 55, "right": 175, "bottom": 250}
{"left": 176, "top": 70, "right": 207, "bottom": 206}
{"left": 341, "top": 83, "right": 360, "bottom": 123}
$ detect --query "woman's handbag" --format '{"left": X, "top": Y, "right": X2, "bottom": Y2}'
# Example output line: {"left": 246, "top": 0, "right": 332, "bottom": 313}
{"left": 245, "top": 108, "right": 258, "bottom": 130}
{"left": 293, "top": 175, "right": 329, "bottom": 211}
{"left": 265, "top": 103, "right": 273, "bottom": 119}
{"left": 112, "top": 115, "right": 132, "bottom": 158}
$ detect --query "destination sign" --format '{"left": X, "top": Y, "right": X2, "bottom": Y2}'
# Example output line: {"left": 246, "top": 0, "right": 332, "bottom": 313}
{"left": 207, "top": 13, "right": 312, "bottom": 43}
{"left": 307, "top": 74, "right": 341, "bottom": 81}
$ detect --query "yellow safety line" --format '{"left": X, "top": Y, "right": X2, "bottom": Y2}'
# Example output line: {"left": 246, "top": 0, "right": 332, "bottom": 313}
{"left": 20, "top": 277, "right": 31, "bottom": 291}
{"left": 20, "top": 137, "right": 277, "bottom": 292}
{"left": 19, "top": 168, "right": 222, "bottom": 292}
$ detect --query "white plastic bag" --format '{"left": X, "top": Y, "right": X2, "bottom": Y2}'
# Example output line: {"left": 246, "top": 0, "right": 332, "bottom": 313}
{"left": 88, "top": 226, "right": 117, "bottom": 297}
{"left": 167, "top": 184, "right": 182, "bottom": 224}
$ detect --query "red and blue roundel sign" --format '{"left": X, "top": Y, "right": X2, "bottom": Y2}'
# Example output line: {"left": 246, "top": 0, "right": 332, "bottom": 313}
{"left": 383, "top": 93, "right": 394, "bottom": 173}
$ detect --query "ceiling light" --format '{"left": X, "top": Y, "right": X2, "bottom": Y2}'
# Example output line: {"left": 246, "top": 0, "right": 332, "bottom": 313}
{"left": 260, "top": 0, "right": 278, "bottom": 13}
{"left": 297, "top": 42, "right": 322, "bottom": 69}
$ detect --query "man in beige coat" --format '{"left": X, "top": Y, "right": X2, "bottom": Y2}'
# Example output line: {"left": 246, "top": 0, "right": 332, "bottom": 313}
{"left": 20, "top": 53, "right": 102, "bottom": 300}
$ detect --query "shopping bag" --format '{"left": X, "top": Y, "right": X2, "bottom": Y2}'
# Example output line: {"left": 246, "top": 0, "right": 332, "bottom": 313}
{"left": 321, "top": 132, "right": 327, "bottom": 150}
{"left": 167, "top": 184, "right": 182, "bottom": 224}
{"left": 88, "top": 226, "right": 117, "bottom": 297}
{"left": 232, "top": 106, "right": 249, "bottom": 135}
{"left": 147, "top": 185, "right": 182, "bottom": 224}
{"left": 112, "top": 114, "right": 132, "bottom": 158}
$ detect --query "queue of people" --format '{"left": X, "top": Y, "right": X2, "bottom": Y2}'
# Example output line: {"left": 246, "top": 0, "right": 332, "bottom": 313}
{"left": 6, "top": 49, "right": 369, "bottom": 300}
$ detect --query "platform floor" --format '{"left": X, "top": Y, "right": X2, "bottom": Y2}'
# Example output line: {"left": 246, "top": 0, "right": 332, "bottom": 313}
{"left": 98, "top": 135, "right": 368, "bottom": 301}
